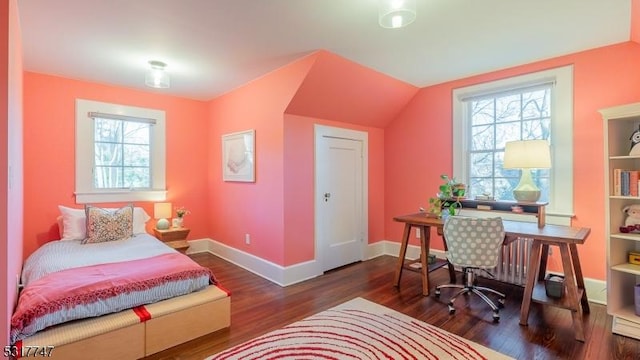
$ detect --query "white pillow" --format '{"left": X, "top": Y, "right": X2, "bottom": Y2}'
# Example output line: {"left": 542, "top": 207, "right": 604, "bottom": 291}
{"left": 57, "top": 205, "right": 151, "bottom": 240}
{"left": 58, "top": 206, "right": 86, "bottom": 240}
{"left": 131, "top": 207, "right": 152, "bottom": 234}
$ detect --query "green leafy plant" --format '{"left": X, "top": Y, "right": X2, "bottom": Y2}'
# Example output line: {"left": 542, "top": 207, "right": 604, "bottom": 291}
{"left": 427, "top": 197, "right": 443, "bottom": 217}
{"left": 442, "top": 199, "right": 462, "bottom": 216}
{"left": 438, "top": 174, "right": 466, "bottom": 199}
{"left": 427, "top": 174, "right": 465, "bottom": 217}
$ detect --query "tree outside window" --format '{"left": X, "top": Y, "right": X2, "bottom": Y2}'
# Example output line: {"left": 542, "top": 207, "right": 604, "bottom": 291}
{"left": 467, "top": 86, "right": 551, "bottom": 201}
{"left": 94, "top": 117, "right": 151, "bottom": 189}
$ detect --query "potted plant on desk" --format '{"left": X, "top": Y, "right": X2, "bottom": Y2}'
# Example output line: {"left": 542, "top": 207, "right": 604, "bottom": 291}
{"left": 427, "top": 175, "right": 465, "bottom": 217}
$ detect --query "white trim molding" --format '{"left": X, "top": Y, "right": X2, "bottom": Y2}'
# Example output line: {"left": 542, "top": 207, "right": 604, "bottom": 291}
{"left": 186, "top": 238, "right": 606, "bottom": 305}
{"left": 75, "top": 99, "right": 167, "bottom": 204}
{"left": 188, "top": 238, "right": 321, "bottom": 287}
{"left": 452, "top": 65, "right": 574, "bottom": 223}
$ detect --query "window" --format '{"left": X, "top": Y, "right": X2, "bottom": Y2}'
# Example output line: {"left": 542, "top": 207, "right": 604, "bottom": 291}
{"left": 467, "top": 85, "right": 551, "bottom": 202}
{"left": 452, "top": 66, "right": 574, "bottom": 225}
{"left": 93, "top": 114, "right": 152, "bottom": 189}
{"left": 75, "top": 99, "right": 166, "bottom": 203}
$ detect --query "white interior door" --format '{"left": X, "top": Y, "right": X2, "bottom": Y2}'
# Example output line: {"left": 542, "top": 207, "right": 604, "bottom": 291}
{"left": 315, "top": 126, "right": 367, "bottom": 272}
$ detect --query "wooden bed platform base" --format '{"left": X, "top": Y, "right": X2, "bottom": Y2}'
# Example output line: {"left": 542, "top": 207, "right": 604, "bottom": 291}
{"left": 17, "top": 285, "right": 230, "bottom": 360}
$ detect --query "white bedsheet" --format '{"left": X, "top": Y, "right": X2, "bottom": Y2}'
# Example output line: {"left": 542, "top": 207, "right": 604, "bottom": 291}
{"left": 13, "top": 234, "right": 213, "bottom": 343}
{"left": 22, "top": 233, "right": 174, "bottom": 286}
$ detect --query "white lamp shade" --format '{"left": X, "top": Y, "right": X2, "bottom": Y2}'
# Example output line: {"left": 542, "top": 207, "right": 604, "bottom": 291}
{"left": 379, "top": 0, "right": 417, "bottom": 29}
{"left": 503, "top": 140, "right": 551, "bottom": 169}
{"left": 154, "top": 202, "right": 172, "bottom": 219}
{"left": 154, "top": 202, "right": 172, "bottom": 230}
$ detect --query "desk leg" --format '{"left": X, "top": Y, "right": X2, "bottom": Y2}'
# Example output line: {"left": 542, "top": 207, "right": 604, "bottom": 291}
{"left": 520, "top": 240, "right": 542, "bottom": 326}
{"left": 560, "top": 244, "right": 585, "bottom": 342}
{"left": 570, "top": 244, "right": 590, "bottom": 314}
{"left": 538, "top": 244, "right": 550, "bottom": 281}
{"left": 420, "top": 225, "right": 430, "bottom": 296}
{"left": 393, "top": 224, "right": 411, "bottom": 288}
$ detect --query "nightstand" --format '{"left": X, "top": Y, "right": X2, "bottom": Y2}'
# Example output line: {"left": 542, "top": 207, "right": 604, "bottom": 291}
{"left": 153, "top": 227, "right": 190, "bottom": 253}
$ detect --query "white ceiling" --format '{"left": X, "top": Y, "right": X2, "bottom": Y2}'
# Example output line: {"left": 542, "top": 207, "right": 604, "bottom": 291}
{"left": 17, "top": 0, "right": 632, "bottom": 101}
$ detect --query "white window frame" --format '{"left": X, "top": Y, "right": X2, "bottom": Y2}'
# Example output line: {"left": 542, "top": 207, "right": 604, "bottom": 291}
{"left": 452, "top": 65, "right": 574, "bottom": 225}
{"left": 75, "top": 99, "right": 167, "bottom": 203}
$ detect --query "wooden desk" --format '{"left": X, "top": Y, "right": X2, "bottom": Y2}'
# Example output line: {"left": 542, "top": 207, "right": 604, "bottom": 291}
{"left": 518, "top": 226, "right": 591, "bottom": 342}
{"left": 393, "top": 212, "right": 591, "bottom": 341}
{"left": 392, "top": 213, "right": 454, "bottom": 297}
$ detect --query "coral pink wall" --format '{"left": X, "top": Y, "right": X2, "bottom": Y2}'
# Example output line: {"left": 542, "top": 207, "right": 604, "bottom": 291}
{"left": 209, "top": 50, "right": 405, "bottom": 266}
{"left": 0, "top": 0, "right": 10, "bottom": 346}
{"left": 286, "top": 50, "right": 418, "bottom": 128}
{"left": 207, "top": 54, "right": 316, "bottom": 265}
{"left": 281, "top": 51, "right": 413, "bottom": 265}
{"left": 283, "top": 115, "right": 385, "bottom": 265}
{"left": 2, "top": 0, "right": 23, "bottom": 345}
{"left": 282, "top": 115, "right": 314, "bottom": 264}
{"left": 23, "top": 73, "right": 210, "bottom": 258}
{"left": 19, "top": 29, "right": 640, "bottom": 295}
{"left": 385, "top": 41, "right": 640, "bottom": 281}
{"left": 632, "top": 0, "right": 640, "bottom": 43}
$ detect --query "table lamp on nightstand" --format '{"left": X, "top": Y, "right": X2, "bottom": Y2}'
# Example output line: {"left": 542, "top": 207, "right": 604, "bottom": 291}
{"left": 503, "top": 139, "right": 551, "bottom": 202}
{"left": 154, "top": 202, "right": 172, "bottom": 230}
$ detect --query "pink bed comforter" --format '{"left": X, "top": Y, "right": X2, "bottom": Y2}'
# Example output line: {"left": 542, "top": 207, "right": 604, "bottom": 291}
{"left": 11, "top": 252, "right": 215, "bottom": 343}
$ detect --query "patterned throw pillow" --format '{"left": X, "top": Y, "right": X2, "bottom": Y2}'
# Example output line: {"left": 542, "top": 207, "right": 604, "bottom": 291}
{"left": 82, "top": 205, "right": 134, "bottom": 244}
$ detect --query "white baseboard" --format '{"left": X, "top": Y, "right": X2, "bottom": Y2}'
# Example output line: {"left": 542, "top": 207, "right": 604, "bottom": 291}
{"left": 187, "top": 238, "right": 607, "bottom": 304}
{"left": 187, "top": 238, "right": 321, "bottom": 287}
{"left": 585, "top": 281, "right": 607, "bottom": 305}
{"left": 368, "top": 240, "right": 606, "bottom": 305}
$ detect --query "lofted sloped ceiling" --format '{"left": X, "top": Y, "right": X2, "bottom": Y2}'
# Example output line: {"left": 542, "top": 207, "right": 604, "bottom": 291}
{"left": 17, "top": 0, "right": 632, "bottom": 101}
{"left": 286, "top": 51, "right": 419, "bottom": 128}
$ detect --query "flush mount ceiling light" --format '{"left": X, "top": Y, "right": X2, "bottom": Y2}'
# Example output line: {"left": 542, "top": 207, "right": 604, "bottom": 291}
{"left": 379, "top": 0, "right": 417, "bottom": 29}
{"left": 145, "top": 60, "right": 170, "bottom": 89}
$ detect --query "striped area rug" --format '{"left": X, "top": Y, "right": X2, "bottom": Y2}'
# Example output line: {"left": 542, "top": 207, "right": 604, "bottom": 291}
{"left": 206, "top": 297, "right": 514, "bottom": 360}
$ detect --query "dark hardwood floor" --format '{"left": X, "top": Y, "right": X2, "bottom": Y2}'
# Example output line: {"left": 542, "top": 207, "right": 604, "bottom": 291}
{"left": 145, "top": 253, "right": 640, "bottom": 360}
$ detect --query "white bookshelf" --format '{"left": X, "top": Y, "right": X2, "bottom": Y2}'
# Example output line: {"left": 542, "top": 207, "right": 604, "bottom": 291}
{"left": 601, "top": 102, "right": 640, "bottom": 340}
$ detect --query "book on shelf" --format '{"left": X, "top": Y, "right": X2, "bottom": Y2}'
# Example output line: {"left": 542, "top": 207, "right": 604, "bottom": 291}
{"left": 613, "top": 169, "right": 640, "bottom": 197}
{"left": 614, "top": 168, "right": 622, "bottom": 196}
{"left": 622, "top": 171, "right": 630, "bottom": 196}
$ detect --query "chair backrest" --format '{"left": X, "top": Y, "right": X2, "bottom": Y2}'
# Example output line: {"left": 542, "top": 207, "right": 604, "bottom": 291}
{"left": 443, "top": 216, "right": 505, "bottom": 269}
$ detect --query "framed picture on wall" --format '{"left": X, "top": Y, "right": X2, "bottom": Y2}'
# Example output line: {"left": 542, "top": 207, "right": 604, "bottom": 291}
{"left": 222, "top": 129, "right": 255, "bottom": 182}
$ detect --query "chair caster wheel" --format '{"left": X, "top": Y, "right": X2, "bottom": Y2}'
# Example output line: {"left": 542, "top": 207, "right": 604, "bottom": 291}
{"left": 498, "top": 297, "right": 506, "bottom": 308}
{"left": 434, "top": 289, "right": 441, "bottom": 298}
{"left": 448, "top": 305, "right": 455, "bottom": 315}
{"left": 493, "top": 312, "right": 500, "bottom": 323}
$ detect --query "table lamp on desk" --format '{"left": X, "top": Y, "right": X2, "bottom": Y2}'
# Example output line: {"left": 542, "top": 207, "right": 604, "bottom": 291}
{"left": 503, "top": 139, "right": 551, "bottom": 202}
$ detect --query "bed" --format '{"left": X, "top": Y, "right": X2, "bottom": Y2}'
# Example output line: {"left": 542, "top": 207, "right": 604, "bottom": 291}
{"left": 11, "top": 207, "right": 230, "bottom": 360}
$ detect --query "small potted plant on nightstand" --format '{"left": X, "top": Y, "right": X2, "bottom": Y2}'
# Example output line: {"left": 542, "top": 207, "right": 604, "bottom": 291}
{"left": 173, "top": 207, "right": 190, "bottom": 228}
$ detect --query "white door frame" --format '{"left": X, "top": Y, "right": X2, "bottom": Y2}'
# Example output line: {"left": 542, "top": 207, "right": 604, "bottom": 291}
{"left": 314, "top": 124, "right": 368, "bottom": 273}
